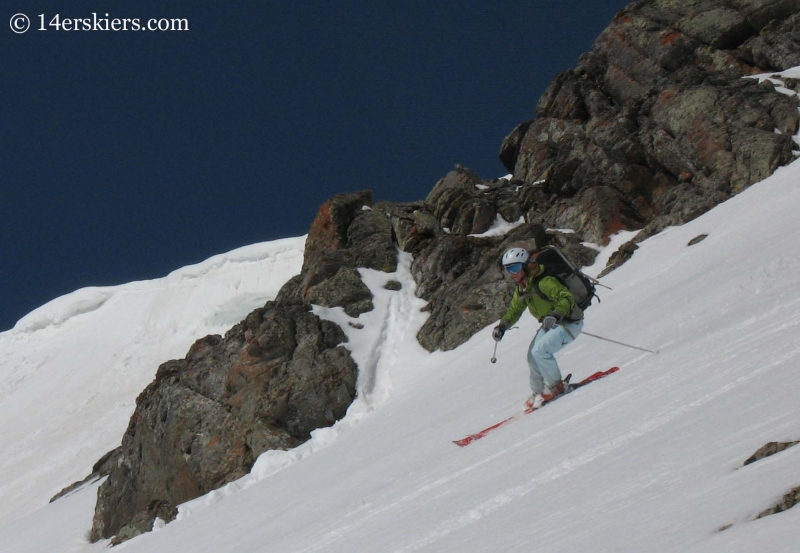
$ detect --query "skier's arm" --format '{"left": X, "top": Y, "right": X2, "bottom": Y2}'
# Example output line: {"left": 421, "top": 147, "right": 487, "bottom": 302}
{"left": 500, "top": 288, "right": 527, "bottom": 327}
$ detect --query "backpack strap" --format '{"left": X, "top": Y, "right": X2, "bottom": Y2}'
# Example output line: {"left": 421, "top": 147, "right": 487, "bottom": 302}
{"left": 531, "top": 276, "right": 551, "bottom": 302}
{"left": 531, "top": 266, "right": 567, "bottom": 302}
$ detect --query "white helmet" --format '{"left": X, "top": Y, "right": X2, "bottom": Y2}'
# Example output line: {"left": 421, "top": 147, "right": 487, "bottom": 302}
{"left": 501, "top": 247, "right": 530, "bottom": 267}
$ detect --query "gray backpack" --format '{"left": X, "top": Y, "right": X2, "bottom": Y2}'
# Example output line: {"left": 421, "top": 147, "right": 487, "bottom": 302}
{"left": 531, "top": 246, "right": 598, "bottom": 313}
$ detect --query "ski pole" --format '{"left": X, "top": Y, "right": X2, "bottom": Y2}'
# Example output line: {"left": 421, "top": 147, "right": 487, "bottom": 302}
{"left": 489, "top": 326, "right": 518, "bottom": 363}
{"left": 559, "top": 324, "right": 656, "bottom": 354}
{"left": 586, "top": 276, "right": 613, "bottom": 291}
{"left": 580, "top": 330, "right": 656, "bottom": 354}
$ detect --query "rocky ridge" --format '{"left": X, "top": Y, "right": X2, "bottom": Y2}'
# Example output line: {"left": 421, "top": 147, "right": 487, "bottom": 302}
{"left": 501, "top": 0, "right": 800, "bottom": 243}
{"left": 83, "top": 0, "right": 800, "bottom": 543}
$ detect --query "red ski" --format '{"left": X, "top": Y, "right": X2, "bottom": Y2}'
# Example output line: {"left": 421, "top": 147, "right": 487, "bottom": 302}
{"left": 453, "top": 367, "right": 620, "bottom": 447}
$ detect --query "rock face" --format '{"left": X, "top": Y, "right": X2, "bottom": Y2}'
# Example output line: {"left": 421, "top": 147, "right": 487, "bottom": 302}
{"left": 756, "top": 486, "right": 800, "bottom": 519}
{"left": 89, "top": 191, "right": 395, "bottom": 542}
{"left": 500, "top": 0, "right": 800, "bottom": 244}
{"left": 377, "top": 0, "right": 800, "bottom": 349}
{"left": 374, "top": 168, "right": 597, "bottom": 352}
{"left": 743, "top": 440, "right": 799, "bottom": 465}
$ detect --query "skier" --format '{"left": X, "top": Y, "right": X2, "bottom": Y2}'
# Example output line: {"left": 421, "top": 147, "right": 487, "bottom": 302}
{"left": 492, "top": 247, "right": 584, "bottom": 408}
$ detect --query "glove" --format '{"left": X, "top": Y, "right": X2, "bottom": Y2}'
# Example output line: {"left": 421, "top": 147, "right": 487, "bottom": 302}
{"left": 492, "top": 322, "right": 507, "bottom": 341}
{"left": 542, "top": 311, "right": 562, "bottom": 331}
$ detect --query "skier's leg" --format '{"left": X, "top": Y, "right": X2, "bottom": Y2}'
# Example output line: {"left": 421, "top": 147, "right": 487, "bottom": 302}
{"left": 529, "top": 320, "right": 583, "bottom": 388}
{"left": 527, "top": 329, "right": 545, "bottom": 394}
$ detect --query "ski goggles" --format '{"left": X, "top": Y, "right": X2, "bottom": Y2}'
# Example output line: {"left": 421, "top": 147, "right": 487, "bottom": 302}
{"left": 504, "top": 262, "right": 524, "bottom": 274}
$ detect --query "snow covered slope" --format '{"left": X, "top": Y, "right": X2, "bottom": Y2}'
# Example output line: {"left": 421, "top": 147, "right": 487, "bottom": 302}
{"left": 0, "top": 237, "right": 305, "bottom": 528}
{"left": 4, "top": 94, "right": 800, "bottom": 549}
{"left": 108, "top": 159, "right": 800, "bottom": 553}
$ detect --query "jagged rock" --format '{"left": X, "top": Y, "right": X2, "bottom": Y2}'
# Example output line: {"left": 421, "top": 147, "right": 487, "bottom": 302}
{"left": 413, "top": 222, "right": 552, "bottom": 352}
{"left": 756, "top": 486, "right": 800, "bottom": 519}
{"left": 687, "top": 233, "right": 709, "bottom": 246}
{"left": 741, "top": 442, "right": 800, "bottom": 521}
{"left": 346, "top": 208, "right": 397, "bottom": 272}
{"left": 304, "top": 266, "right": 374, "bottom": 317}
{"left": 377, "top": 201, "right": 439, "bottom": 255}
{"left": 499, "top": 121, "right": 533, "bottom": 173}
{"left": 743, "top": 440, "right": 799, "bottom": 465}
{"left": 546, "top": 186, "right": 645, "bottom": 245}
{"left": 598, "top": 241, "right": 640, "bottom": 278}
{"left": 734, "top": 0, "right": 800, "bottom": 32}
{"left": 89, "top": 301, "right": 359, "bottom": 543}
{"left": 637, "top": 183, "right": 730, "bottom": 241}
{"left": 500, "top": 0, "right": 800, "bottom": 250}
{"left": 300, "top": 190, "right": 396, "bottom": 296}
{"left": 302, "top": 190, "right": 373, "bottom": 273}
{"left": 678, "top": 7, "right": 753, "bottom": 49}
{"left": 425, "top": 167, "right": 496, "bottom": 235}
{"left": 110, "top": 501, "right": 178, "bottom": 546}
{"left": 549, "top": 232, "right": 600, "bottom": 269}
{"left": 384, "top": 280, "right": 402, "bottom": 291}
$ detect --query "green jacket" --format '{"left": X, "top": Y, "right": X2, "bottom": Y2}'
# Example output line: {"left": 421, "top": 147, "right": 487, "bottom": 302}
{"left": 501, "top": 269, "right": 577, "bottom": 327}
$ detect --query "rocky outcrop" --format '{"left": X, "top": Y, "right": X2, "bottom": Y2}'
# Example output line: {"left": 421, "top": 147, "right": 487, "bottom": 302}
{"left": 299, "top": 190, "right": 396, "bottom": 317}
{"left": 501, "top": 0, "right": 800, "bottom": 245}
{"left": 743, "top": 440, "right": 800, "bottom": 521}
{"left": 743, "top": 439, "right": 799, "bottom": 465}
{"left": 756, "top": 486, "right": 800, "bottom": 519}
{"left": 89, "top": 191, "right": 396, "bottom": 543}
{"left": 373, "top": 2, "right": 800, "bottom": 350}
{"left": 374, "top": 169, "right": 597, "bottom": 351}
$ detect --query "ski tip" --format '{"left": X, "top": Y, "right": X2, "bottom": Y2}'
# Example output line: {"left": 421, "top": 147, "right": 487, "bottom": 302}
{"left": 453, "top": 439, "right": 471, "bottom": 447}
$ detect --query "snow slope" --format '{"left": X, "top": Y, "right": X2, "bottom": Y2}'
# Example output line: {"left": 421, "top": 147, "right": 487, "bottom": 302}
{"left": 4, "top": 83, "right": 800, "bottom": 550}
{"left": 0, "top": 237, "right": 305, "bottom": 528}
{"left": 113, "top": 158, "right": 800, "bottom": 553}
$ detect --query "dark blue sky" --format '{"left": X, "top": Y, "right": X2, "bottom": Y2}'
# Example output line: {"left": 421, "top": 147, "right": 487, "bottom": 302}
{"left": 1, "top": 1, "right": 627, "bottom": 331}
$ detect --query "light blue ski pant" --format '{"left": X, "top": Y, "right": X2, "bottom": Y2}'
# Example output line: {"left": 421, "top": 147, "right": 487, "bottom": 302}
{"left": 527, "top": 320, "right": 584, "bottom": 394}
